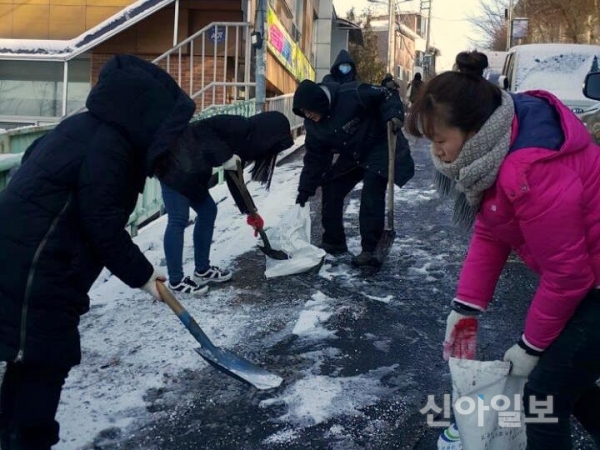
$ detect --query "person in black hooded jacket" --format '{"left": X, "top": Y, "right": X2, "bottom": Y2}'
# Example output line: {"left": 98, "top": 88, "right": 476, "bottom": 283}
{"left": 322, "top": 49, "right": 357, "bottom": 84}
{"left": 0, "top": 54, "right": 195, "bottom": 450}
{"left": 153, "top": 111, "right": 294, "bottom": 294}
{"left": 293, "top": 79, "right": 414, "bottom": 267}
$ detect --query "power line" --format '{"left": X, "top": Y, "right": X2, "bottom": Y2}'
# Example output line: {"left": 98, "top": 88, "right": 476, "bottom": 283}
{"left": 431, "top": 15, "right": 470, "bottom": 22}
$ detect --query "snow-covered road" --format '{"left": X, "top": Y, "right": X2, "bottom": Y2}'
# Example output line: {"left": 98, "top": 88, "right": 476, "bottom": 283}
{"left": 53, "top": 135, "right": 595, "bottom": 450}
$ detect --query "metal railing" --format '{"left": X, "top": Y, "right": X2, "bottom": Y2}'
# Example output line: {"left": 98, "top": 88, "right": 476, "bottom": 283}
{"left": 0, "top": 124, "right": 57, "bottom": 155}
{"left": 153, "top": 22, "right": 255, "bottom": 111}
{"left": 0, "top": 99, "right": 259, "bottom": 234}
{"left": 266, "top": 94, "right": 303, "bottom": 131}
{"left": 0, "top": 21, "right": 305, "bottom": 235}
{"left": 0, "top": 115, "right": 63, "bottom": 129}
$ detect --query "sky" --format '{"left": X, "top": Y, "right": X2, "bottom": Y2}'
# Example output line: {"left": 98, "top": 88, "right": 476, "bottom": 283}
{"left": 333, "top": 0, "right": 483, "bottom": 71}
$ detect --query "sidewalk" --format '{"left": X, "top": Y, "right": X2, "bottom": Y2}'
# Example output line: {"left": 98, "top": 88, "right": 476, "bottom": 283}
{"left": 55, "top": 136, "right": 596, "bottom": 450}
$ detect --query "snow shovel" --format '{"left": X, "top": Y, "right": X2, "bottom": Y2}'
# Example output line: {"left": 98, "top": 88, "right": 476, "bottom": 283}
{"left": 228, "top": 164, "right": 290, "bottom": 260}
{"left": 373, "top": 122, "right": 397, "bottom": 264}
{"left": 157, "top": 282, "right": 284, "bottom": 390}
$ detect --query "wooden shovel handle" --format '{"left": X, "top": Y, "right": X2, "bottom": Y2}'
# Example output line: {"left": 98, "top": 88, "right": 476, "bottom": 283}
{"left": 157, "top": 281, "right": 185, "bottom": 315}
{"left": 386, "top": 122, "right": 396, "bottom": 230}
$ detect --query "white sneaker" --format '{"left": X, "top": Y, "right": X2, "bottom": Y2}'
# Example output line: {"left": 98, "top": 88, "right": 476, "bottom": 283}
{"left": 193, "top": 266, "right": 232, "bottom": 285}
{"left": 437, "top": 423, "right": 462, "bottom": 449}
{"left": 168, "top": 276, "right": 209, "bottom": 295}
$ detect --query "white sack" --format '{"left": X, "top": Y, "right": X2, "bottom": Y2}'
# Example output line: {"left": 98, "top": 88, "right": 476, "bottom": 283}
{"left": 264, "top": 204, "right": 325, "bottom": 278}
{"left": 450, "top": 358, "right": 527, "bottom": 450}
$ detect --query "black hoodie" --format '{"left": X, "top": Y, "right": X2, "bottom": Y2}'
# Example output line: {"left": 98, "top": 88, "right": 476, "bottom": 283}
{"left": 322, "top": 50, "right": 357, "bottom": 84}
{"left": 156, "top": 111, "right": 293, "bottom": 208}
{"left": 0, "top": 54, "right": 195, "bottom": 367}
{"left": 292, "top": 79, "right": 414, "bottom": 196}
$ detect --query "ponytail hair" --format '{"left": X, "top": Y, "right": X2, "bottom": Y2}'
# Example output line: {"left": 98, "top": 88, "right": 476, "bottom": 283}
{"left": 455, "top": 50, "right": 489, "bottom": 77}
{"left": 406, "top": 63, "right": 502, "bottom": 139}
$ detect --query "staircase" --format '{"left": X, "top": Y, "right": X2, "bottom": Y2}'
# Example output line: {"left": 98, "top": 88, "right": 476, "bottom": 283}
{"left": 153, "top": 22, "right": 255, "bottom": 111}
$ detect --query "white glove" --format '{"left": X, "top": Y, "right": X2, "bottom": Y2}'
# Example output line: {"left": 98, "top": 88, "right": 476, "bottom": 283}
{"left": 140, "top": 267, "right": 166, "bottom": 301}
{"left": 503, "top": 340, "right": 541, "bottom": 378}
{"left": 222, "top": 154, "right": 241, "bottom": 171}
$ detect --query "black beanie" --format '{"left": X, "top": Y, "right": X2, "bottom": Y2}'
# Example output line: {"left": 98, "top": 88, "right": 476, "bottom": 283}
{"left": 292, "top": 80, "right": 330, "bottom": 117}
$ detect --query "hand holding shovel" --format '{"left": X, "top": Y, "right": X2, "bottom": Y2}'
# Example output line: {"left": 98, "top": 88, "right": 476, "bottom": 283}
{"left": 228, "top": 163, "right": 289, "bottom": 260}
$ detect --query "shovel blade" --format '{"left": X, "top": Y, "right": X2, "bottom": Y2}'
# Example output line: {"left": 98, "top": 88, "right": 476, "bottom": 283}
{"left": 374, "top": 230, "right": 397, "bottom": 264}
{"left": 194, "top": 346, "right": 283, "bottom": 390}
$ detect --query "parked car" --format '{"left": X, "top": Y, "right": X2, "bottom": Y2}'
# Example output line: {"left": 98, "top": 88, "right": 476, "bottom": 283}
{"left": 579, "top": 102, "right": 600, "bottom": 145}
{"left": 581, "top": 72, "right": 600, "bottom": 145}
{"left": 484, "top": 69, "right": 502, "bottom": 85}
{"left": 499, "top": 43, "right": 600, "bottom": 116}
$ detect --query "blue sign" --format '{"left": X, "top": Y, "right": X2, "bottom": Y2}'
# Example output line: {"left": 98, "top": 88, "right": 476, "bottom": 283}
{"left": 209, "top": 26, "right": 226, "bottom": 44}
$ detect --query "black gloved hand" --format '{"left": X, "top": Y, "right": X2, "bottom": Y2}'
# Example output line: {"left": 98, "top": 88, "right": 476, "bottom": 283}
{"left": 296, "top": 191, "right": 310, "bottom": 207}
{"left": 382, "top": 73, "right": 399, "bottom": 90}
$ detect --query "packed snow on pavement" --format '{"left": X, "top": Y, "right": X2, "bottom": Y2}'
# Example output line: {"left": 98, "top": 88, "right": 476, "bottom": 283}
{"left": 53, "top": 135, "right": 450, "bottom": 449}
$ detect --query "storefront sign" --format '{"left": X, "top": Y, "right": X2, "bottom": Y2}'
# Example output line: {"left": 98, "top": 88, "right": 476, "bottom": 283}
{"left": 267, "top": 8, "right": 315, "bottom": 82}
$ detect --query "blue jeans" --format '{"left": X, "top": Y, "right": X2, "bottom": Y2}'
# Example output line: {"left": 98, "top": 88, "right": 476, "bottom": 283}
{"left": 161, "top": 183, "right": 217, "bottom": 284}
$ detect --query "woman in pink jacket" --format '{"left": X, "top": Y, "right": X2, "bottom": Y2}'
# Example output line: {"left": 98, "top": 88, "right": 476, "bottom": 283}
{"left": 407, "top": 53, "right": 600, "bottom": 448}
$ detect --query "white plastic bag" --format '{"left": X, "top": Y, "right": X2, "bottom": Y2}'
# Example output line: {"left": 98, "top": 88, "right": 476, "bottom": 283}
{"left": 264, "top": 204, "right": 326, "bottom": 278}
{"left": 450, "top": 358, "right": 527, "bottom": 450}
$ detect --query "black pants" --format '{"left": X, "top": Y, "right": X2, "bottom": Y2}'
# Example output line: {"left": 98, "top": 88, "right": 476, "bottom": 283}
{"left": 0, "top": 362, "right": 70, "bottom": 450}
{"left": 524, "top": 289, "right": 600, "bottom": 449}
{"left": 321, "top": 167, "right": 387, "bottom": 252}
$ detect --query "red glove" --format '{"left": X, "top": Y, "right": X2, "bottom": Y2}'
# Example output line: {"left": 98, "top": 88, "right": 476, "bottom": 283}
{"left": 246, "top": 214, "right": 264, "bottom": 237}
{"left": 443, "top": 311, "right": 478, "bottom": 360}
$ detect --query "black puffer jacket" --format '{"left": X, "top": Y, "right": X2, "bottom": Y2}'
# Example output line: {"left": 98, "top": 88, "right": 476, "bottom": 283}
{"left": 156, "top": 111, "right": 293, "bottom": 210}
{"left": 0, "top": 54, "right": 195, "bottom": 368}
{"left": 293, "top": 80, "right": 414, "bottom": 196}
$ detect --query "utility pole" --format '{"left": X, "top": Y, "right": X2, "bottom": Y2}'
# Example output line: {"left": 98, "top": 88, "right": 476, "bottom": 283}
{"left": 506, "top": 0, "right": 513, "bottom": 51}
{"left": 387, "top": 0, "right": 395, "bottom": 76}
{"left": 255, "top": 0, "right": 267, "bottom": 112}
{"left": 420, "top": 0, "right": 432, "bottom": 77}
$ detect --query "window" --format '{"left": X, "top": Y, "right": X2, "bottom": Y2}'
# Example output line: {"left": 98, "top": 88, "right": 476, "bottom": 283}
{"left": 504, "top": 53, "right": 515, "bottom": 90}
{"left": 294, "top": 0, "right": 304, "bottom": 38}
{"left": 0, "top": 57, "right": 90, "bottom": 118}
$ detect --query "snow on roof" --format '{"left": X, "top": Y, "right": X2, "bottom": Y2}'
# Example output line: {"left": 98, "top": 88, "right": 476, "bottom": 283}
{"left": 510, "top": 43, "right": 600, "bottom": 55}
{"left": 0, "top": 0, "right": 175, "bottom": 61}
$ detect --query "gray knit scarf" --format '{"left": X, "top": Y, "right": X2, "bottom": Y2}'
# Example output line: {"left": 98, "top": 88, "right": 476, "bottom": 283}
{"left": 433, "top": 91, "right": 515, "bottom": 228}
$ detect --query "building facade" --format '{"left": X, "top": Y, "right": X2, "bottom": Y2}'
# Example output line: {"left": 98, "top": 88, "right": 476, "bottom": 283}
{"left": 0, "top": 0, "right": 357, "bottom": 128}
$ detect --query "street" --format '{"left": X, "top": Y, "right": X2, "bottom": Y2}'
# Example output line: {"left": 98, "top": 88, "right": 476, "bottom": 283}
{"left": 74, "top": 137, "right": 596, "bottom": 450}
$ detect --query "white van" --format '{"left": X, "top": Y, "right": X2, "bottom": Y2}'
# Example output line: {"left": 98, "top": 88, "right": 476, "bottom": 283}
{"left": 499, "top": 43, "right": 600, "bottom": 115}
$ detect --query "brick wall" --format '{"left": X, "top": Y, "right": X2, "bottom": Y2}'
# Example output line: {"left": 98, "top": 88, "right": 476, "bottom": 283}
{"left": 91, "top": 53, "right": 236, "bottom": 111}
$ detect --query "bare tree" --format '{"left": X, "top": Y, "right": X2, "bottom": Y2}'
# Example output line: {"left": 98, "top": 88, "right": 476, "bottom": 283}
{"left": 467, "top": 0, "right": 509, "bottom": 50}
{"left": 515, "top": 0, "right": 599, "bottom": 44}
{"left": 467, "top": 0, "right": 599, "bottom": 50}
{"left": 346, "top": 8, "right": 387, "bottom": 84}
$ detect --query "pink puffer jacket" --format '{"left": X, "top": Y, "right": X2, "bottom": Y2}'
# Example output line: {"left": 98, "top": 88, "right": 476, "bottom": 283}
{"left": 456, "top": 90, "right": 600, "bottom": 350}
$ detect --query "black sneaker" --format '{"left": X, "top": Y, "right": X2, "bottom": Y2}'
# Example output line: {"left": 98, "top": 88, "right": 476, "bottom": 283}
{"left": 318, "top": 242, "right": 348, "bottom": 256}
{"left": 169, "top": 276, "right": 209, "bottom": 295}
{"left": 193, "top": 266, "right": 233, "bottom": 285}
{"left": 351, "top": 251, "right": 380, "bottom": 267}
